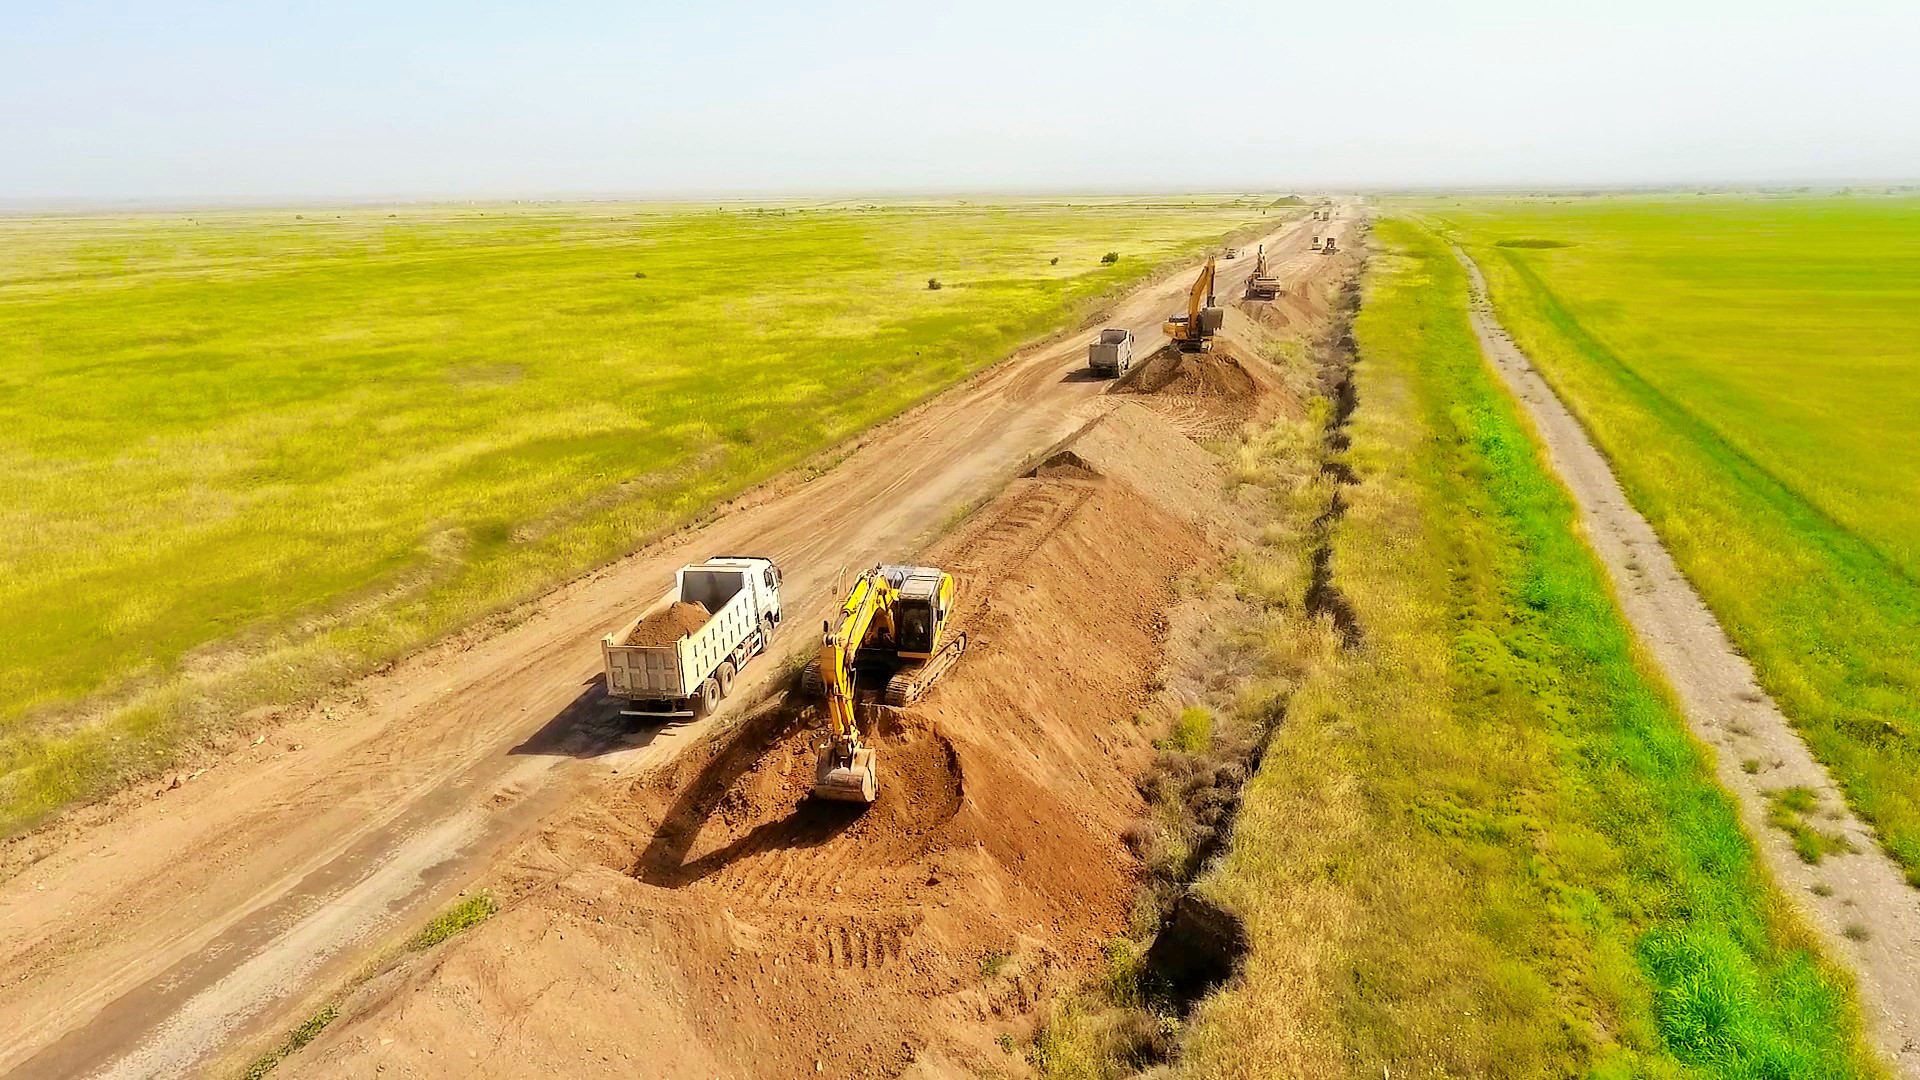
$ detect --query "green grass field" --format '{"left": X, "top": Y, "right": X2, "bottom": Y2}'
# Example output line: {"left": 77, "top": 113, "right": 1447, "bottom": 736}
{"left": 1030, "top": 219, "right": 1876, "bottom": 1078}
{"left": 0, "top": 196, "right": 1272, "bottom": 832}
{"left": 1408, "top": 195, "right": 1920, "bottom": 883}
{"left": 1175, "top": 217, "right": 1875, "bottom": 1078}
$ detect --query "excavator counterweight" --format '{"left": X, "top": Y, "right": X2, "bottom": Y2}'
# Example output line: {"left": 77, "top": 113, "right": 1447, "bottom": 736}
{"left": 810, "top": 564, "right": 966, "bottom": 803}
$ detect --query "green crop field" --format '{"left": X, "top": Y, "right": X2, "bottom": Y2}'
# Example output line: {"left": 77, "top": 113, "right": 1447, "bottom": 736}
{"left": 1172, "top": 218, "right": 1874, "bottom": 1078}
{"left": 1406, "top": 195, "right": 1920, "bottom": 883}
{"left": 0, "top": 196, "right": 1272, "bottom": 832}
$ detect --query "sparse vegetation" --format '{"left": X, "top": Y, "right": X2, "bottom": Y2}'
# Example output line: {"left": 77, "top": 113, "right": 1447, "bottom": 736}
{"left": 407, "top": 891, "right": 497, "bottom": 951}
{"left": 1162, "top": 705, "right": 1213, "bottom": 754}
{"left": 1766, "top": 787, "right": 1859, "bottom": 864}
{"left": 1101, "top": 251, "right": 1120, "bottom": 264}
{"left": 240, "top": 1003, "right": 337, "bottom": 1079}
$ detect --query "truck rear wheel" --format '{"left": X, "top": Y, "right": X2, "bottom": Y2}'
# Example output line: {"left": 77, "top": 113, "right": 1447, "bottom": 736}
{"left": 716, "top": 660, "right": 736, "bottom": 698}
{"left": 693, "top": 677, "right": 721, "bottom": 719}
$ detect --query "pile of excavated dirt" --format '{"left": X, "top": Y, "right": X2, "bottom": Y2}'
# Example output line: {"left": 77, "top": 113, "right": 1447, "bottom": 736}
{"left": 626, "top": 601, "right": 711, "bottom": 646}
{"left": 1113, "top": 309, "right": 1309, "bottom": 441}
{"left": 1038, "top": 403, "right": 1239, "bottom": 535}
{"left": 286, "top": 411, "right": 1224, "bottom": 1080}
{"left": 1118, "top": 343, "right": 1264, "bottom": 440}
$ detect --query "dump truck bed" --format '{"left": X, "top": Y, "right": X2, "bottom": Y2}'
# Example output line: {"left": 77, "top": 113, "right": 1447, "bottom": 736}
{"left": 603, "top": 567, "right": 756, "bottom": 700}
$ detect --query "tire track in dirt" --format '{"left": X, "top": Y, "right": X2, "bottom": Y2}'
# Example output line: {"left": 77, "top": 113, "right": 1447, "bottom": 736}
{"left": 1453, "top": 244, "right": 1920, "bottom": 1077}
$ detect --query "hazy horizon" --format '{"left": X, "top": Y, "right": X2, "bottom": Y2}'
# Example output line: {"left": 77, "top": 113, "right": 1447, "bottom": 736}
{"left": 6, "top": 0, "right": 1918, "bottom": 203}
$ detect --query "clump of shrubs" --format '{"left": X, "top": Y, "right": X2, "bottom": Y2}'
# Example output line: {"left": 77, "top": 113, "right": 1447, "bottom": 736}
{"left": 927, "top": 278, "right": 943, "bottom": 290}
{"left": 1101, "top": 252, "right": 1120, "bottom": 265}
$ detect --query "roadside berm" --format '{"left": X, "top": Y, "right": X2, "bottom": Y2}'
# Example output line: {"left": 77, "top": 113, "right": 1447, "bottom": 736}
{"left": 272, "top": 343, "right": 1307, "bottom": 1079}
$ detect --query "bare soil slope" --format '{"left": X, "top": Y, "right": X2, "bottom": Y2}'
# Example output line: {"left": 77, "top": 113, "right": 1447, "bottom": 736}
{"left": 287, "top": 416, "right": 1230, "bottom": 1078}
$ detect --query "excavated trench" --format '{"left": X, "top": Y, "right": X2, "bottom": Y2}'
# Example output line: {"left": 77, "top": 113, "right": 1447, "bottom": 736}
{"left": 1131, "top": 262, "right": 1369, "bottom": 1033}
{"left": 1305, "top": 281, "right": 1364, "bottom": 649}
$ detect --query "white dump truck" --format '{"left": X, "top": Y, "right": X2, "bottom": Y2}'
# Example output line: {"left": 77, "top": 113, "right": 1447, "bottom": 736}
{"left": 602, "top": 556, "right": 783, "bottom": 719}
{"left": 1087, "top": 327, "right": 1136, "bottom": 377}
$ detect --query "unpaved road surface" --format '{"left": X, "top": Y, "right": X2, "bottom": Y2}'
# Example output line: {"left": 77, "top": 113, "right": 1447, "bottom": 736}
{"left": 0, "top": 212, "right": 1346, "bottom": 1080}
{"left": 1455, "top": 247, "right": 1920, "bottom": 1077}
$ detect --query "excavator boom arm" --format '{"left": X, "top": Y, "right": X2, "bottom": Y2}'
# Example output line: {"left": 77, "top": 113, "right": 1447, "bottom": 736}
{"left": 1187, "top": 257, "right": 1217, "bottom": 320}
{"left": 819, "top": 570, "right": 895, "bottom": 749}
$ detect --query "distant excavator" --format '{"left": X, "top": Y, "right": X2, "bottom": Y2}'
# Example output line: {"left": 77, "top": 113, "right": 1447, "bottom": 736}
{"left": 1163, "top": 256, "right": 1224, "bottom": 352}
{"left": 1244, "top": 244, "right": 1281, "bottom": 301}
{"left": 807, "top": 564, "right": 967, "bottom": 803}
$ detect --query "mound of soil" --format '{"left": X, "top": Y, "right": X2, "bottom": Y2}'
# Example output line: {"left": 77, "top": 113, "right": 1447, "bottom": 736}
{"left": 1058, "top": 404, "right": 1237, "bottom": 532}
{"left": 626, "top": 601, "right": 711, "bottom": 646}
{"left": 287, "top": 427, "right": 1224, "bottom": 1080}
{"left": 1117, "top": 345, "right": 1265, "bottom": 439}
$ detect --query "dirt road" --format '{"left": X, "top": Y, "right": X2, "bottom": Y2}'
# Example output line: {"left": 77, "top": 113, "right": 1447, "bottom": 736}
{"left": 0, "top": 212, "right": 1343, "bottom": 1079}
{"left": 1454, "top": 247, "right": 1920, "bottom": 1077}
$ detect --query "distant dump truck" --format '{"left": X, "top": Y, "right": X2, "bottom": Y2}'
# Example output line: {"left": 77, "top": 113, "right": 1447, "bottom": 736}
{"left": 1311, "top": 235, "right": 1322, "bottom": 249}
{"left": 1322, "top": 236, "right": 1339, "bottom": 255}
{"left": 1088, "top": 327, "right": 1136, "bottom": 376}
{"left": 603, "top": 557, "right": 783, "bottom": 719}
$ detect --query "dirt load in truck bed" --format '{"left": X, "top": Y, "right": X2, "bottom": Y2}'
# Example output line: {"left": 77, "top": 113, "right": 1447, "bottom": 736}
{"left": 625, "top": 602, "right": 712, "bottom": 646}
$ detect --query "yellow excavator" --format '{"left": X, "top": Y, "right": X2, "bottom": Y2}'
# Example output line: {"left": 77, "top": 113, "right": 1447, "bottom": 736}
{"left": 810, "top": 564, "right": 967, "bottom": 803}
{"left": 1163, "top": 256, "right": 1224, "bottom": 352}
{"left": 1244, "top": 244, "right": 1281, "bottom": 301}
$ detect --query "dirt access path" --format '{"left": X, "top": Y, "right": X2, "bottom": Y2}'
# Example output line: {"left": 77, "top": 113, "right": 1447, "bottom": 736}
{"left": 0, "top": 211, "right": 1349, "bottom": 1080}
{"left": 1454, "top": 247, "right": 1920, "bottom": 1076}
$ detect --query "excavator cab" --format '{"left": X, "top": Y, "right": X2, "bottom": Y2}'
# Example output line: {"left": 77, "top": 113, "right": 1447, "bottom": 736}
{"left": 887, "top": 565, "right": 947, "bottom": 657}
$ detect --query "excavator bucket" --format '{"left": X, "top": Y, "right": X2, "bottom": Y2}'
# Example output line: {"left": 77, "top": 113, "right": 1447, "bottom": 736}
{"left": 814, "top": 745, "right": 878, "bottom": 803}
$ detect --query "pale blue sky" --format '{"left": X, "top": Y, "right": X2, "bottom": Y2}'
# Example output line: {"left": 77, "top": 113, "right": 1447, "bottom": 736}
{"left": 4, "top": 0, "right": 1917, "bottom": 201}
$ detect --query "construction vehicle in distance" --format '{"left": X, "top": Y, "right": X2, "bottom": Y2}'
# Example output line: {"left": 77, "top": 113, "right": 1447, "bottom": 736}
{"left": 1088, "top": 327, "right": 1136, "bottom": 377}
{"left": 603, "top": 557, "right": 783, "bottom": 719}
{"left": 1162, "top": 256, "right": 1224, "bottom": 353}
{"left": 809, "top": 564, "right": 968, "bottom": 803}
{"left": 1322, "top": 236, "right": 1339, "bottom": 256}
{"left": 1244, "top": 245, "right": 1281, "bottom": 301}
{"left": 1310, "top": 234, "right": 1322, "bottom": 250}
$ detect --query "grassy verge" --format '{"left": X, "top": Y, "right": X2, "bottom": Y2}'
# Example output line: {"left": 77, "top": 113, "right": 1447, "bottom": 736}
{"left": 1171, "top": 219, "right": 1876, "bottom": 1076}
{"left": 0, "top": 198, "right": 1279, "bottom": 837}
{"left": 235, "top": 890, "right": 496, "bottom": 1078}
{"left": 1408, "top": 199, "right": 1920, "bottom": 884}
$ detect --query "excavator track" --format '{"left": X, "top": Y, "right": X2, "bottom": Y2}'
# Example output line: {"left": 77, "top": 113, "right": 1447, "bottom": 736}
{"left": 882, "top": 632, "right": 968, "bottom": 707}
